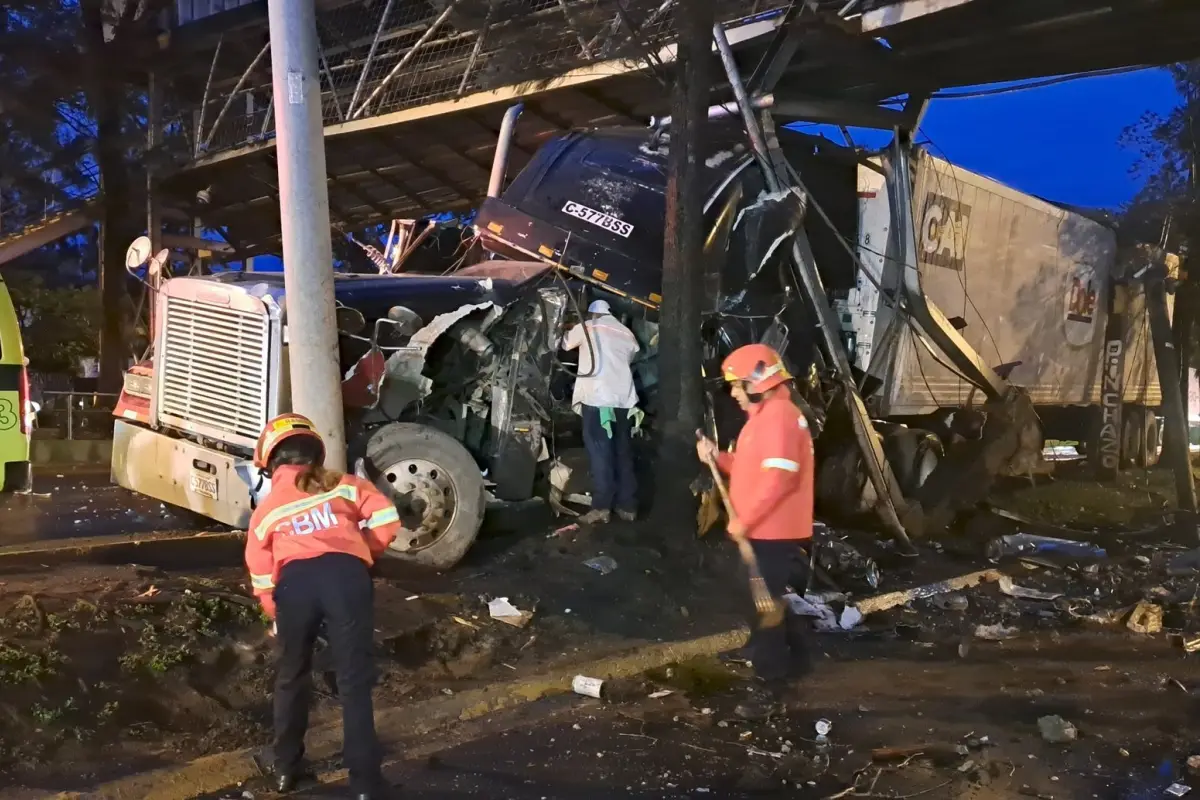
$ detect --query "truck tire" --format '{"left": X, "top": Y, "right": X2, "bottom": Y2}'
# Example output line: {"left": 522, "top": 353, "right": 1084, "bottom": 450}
{"left": 1138, "top": 410, "right": 1160, "bottom": 468}
{"left": 815, "top": 442, "right": 871, "bottom": 516}
{"left": 1121, "top": 407, "right": 1144, "bottom": 469}
{"left": 364, "top": 422, "right": 486, "bottom": 570}
{"left": 882, "top": 427, "right": 944, "bottom": 498}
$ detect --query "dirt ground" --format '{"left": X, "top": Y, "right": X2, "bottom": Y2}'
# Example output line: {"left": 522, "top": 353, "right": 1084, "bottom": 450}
{"left": 0, "top": 505, "right": 748, "bottom": 791}
{"left": 2, "top": 462, "right": 1200, "bottom": 794}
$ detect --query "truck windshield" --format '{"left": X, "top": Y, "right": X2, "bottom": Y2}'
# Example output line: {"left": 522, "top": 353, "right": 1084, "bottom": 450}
{"left": 581, "top": 147, "right": 665, "bottom": 194}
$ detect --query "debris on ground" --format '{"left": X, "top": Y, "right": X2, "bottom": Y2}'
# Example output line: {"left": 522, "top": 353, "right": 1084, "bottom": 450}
{"left": 997, "top": 575, "right": 1063, "bottom": 601}
{"left": 583, "top": 555, "right": 619, "bottom": 575}
{"left": 1037, "top": 715, "right": 1078, "bottom": 743}
{"left": 487, "top": 597, "right": 534, "bottom": 627}
{"left": 986, "top": 532, "right": 1108, "bottom": 562}
{"left": 974, "top": 623, "right": 1020, "bottom": 641}
{"left": 1127, "top": 600, "right": 1164, "bottom": 634}
{"left": 854, "top": 570, "right": 1002, "bottom": 616}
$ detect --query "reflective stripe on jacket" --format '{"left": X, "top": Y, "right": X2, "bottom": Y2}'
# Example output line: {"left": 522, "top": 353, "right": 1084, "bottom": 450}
{"left": 244, "top": 465, "right": 403, "bottom": 615}
{"left": 716, "top": 390, "right": 814, "bottom": 541}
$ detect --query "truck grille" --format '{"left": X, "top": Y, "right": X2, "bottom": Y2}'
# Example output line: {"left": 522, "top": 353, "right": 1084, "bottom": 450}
{"left": 159, "top": 295, "right": 270, "bottom": 441}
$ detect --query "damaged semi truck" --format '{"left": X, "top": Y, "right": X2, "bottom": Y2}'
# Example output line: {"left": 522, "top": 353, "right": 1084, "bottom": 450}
{"left": 110, "top": 117, "right": 1164, "bottom": 568}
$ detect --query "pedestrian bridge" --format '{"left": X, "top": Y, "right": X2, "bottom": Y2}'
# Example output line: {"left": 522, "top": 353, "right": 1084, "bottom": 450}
{"left": 3, "top": 0, "right": 1200, "bottom": 264}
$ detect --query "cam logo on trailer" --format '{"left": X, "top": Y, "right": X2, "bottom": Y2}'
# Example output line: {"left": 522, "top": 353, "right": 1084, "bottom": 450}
{"left": 919, "top": 193, "right": 971, "bottom": 271}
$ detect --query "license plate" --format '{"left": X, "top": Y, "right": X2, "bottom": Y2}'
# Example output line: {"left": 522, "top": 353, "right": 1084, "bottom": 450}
{"left": 561, "top": 201, "right": 634, "bottom": 238}
{"left": 189, "top": 471, "right": 219, "bottom": 499}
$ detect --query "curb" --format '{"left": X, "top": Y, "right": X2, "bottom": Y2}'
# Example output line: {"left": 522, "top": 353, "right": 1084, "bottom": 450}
{"left": 55, "top": 627, "right": 749, "bottom": 800}
{"left": 0, "top": 530, "right": 242, "bottom": 573}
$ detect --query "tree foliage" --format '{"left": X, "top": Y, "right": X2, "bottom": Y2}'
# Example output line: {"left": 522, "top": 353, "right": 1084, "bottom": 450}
{"left": 1119, "top": 63, "right": 1200, "bottom": 249}
{"left": 5, "top": 271, "right": 101, "bottom": 374}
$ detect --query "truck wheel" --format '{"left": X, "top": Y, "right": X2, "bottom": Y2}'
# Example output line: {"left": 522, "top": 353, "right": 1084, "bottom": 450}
{"left": 1121, "top": 407, "right": 1144, "bottom": 469}
{"left": 1138, "top": 410, "right": 1160, "bottom": 468}
{"left": 365, "top": 422, "right": 486, "bottom": 570}
{"left": 816, "top": 442, "right": 870, "bottom": 516}
{"left": 883, "top": 427, "right": 943, "bottom": 498}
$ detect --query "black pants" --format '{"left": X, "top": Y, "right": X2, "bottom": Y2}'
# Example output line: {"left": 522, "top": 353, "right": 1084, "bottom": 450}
{"left": 273, "top": 553, "right": 382, "bottom": 794}
{"left": 581, "top": 404, "right": 637, "bottom": 514}
{"left": 745, "top": 539, "right": 814, "bottom": 690}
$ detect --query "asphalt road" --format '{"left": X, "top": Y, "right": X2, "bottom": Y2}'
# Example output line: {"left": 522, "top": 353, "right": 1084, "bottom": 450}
{"left": 0, "top": 467, "right": 219, "bottom": 545}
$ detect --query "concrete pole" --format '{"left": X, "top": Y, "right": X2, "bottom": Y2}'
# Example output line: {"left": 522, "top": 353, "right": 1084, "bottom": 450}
{"left": 267, "top": 0, "right": 347, "bottom": 470}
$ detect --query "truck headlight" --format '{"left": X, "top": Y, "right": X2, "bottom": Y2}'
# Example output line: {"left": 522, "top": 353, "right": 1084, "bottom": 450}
{"left": 123, "top": 372, "right": 153, "bottom": 399}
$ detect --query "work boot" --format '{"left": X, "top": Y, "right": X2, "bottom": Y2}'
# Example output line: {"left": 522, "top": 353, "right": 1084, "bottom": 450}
{"left": 579, "top": 509, "right": 611, "bottom": 524}
{"left": 734, "top": 686, "right": 783, "bottom": 721}
{"left": 273, "top": 766, "right": 314, "bottom": 793}
{"left": 616, "top": 509, "right": 637, "bottom": 522}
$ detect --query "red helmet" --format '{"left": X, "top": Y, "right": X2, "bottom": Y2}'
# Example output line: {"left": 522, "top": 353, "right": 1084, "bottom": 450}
{"left": 721, "top": 343, "right": 792, "bottom": 394}
{"left": 253, "top": 413, "right": 325, "bottom": 470}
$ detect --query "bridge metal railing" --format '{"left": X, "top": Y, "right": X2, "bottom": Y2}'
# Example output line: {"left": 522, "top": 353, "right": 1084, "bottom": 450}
{"left": 188, "top": 0, "right": 791, "bottom": 157}
{"left": 35, "top": 391, "right": 121, "bottom": 441}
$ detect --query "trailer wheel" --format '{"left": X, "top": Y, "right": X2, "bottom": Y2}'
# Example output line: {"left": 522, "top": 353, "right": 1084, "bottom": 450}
{"left": 365, "top": 422, "right": 487, "bottom": 570}
{"left": 1138, "top": 410, "right": 1160, "bottom": 468}
{"left": 1121, "top": 407, "right": 1144, "bottom": 469}
{"left": 882, "top": 427, "right": 944, "bottom": 498}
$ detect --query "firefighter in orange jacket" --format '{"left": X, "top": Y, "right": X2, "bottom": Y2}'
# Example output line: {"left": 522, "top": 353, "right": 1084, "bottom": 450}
{"left": 697, "top": 344, "right": 815, "bottom": 719}
{"left": 246, "top": 414, "right": 407, "bottom": 799}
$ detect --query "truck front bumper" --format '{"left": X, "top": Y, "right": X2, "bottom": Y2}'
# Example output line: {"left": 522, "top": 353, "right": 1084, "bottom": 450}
{"left": 111, "top": 420, "right": 264, "bottom": 529}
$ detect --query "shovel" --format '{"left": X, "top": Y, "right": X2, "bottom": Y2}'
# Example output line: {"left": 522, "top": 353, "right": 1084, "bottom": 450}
{"left": 696, "top": 430, "right": 785, "bottom": 628}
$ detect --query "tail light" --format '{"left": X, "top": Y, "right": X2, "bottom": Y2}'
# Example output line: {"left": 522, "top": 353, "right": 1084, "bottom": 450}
{"left": 17, "top": 365, "right": 29, "bottom": 435}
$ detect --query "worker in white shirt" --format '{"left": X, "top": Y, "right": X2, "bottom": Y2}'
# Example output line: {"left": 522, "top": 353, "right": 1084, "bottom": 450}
{"left": 560, "top": 299, "right": 641, "bottom": 524}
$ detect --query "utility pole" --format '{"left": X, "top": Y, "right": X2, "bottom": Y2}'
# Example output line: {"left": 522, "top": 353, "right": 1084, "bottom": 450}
{"left": 146, "top": 70, "right": 163, "bottom": 339}
{"left": 266, "top": 0, "right": 347, "bottom": 470}
{"left": 652, "top": 0, "right": 714, "bottom": 526}
{"left": 1145, "top": 248, "right": 1197, "bottom": 514}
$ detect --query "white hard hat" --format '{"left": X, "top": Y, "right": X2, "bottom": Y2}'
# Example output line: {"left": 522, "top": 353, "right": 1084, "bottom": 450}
{"left": 588, "top": 299, "right": 612, "bottom": 315}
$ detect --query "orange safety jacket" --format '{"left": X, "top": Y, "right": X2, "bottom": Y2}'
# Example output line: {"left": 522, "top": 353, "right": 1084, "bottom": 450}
{"left": 244, "top": 465, "right": 403, "bottom": 618}
{"left": 716, "top": 389, "right": 814, "bottom": 541}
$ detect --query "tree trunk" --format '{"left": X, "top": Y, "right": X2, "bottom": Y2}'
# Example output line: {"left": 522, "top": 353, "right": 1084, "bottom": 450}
{"left": 651, "top": 3, "right": 714, "bottom": 528}
{"left": 83, "top": 0, "right": 134, "bottom": 394}
{"left": 1162, "top": 260, "right": 1198, "bottom": 463}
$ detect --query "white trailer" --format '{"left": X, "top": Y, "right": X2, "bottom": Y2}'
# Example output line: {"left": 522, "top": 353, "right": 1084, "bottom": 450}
{"left": 841, "top": 150, "right": 1165, "bottom": 468}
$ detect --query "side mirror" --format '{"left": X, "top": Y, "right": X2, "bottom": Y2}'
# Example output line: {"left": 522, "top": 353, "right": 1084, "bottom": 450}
{"left": 125, "top": 236, "right": 152, "bottom": 271}
{"left": 370, "top": 306, "right": 423, "bottom": 348}
{"left": 336, "top": 306, "right": 366, "bottom": 336}
{"left": 386, "top": 305, "right": 423, "bottom": 336}
{"left": 147, "top": 249, "right": 170, "bottom": 282}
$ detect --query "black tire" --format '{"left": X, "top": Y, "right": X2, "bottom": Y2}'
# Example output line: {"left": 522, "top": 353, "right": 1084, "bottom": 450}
{"left": 1138, "top": 409, "right": 1160, "bottom": 468}
{"left": 882, "top": 427, "right": 943, "bottom": 498}
{"left": 815, "top": 442, "right": 870, "bottom": 516}
{"left": 1121, "top": 406, "right": 1143, "bottom": 469}
{"left": 364, "top": 422, "right": 486, "bottom": 570}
